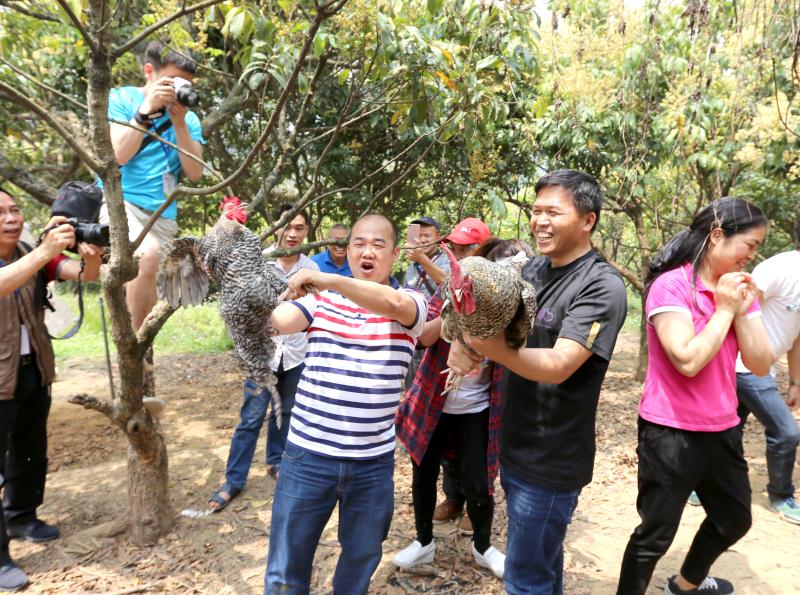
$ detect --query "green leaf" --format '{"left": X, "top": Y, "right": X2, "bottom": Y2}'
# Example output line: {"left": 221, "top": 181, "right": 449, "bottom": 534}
{"left": 427, "top": 0, "right": 443, "bottom": 16}
{"left": 312, "top": 32, "right": 327, "bottom": 58}
{"left": 475, "top": 55, "right": 502, "bottom": 71}
{"left": 277, "top": 0, "right": 293, "bottom": 16}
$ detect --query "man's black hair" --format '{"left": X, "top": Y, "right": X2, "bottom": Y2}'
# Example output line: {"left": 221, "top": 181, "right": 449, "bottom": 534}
{"left": 142, "top": 41, "right": 197, "bottom": 75}
{"left": 535, "top": 169, "right": 604, "bottom": 232}
{"left": 0, "top": 186, "right": 13, "bottom": 199}
{"left": 275, "top": 203, "right": 310, "bottom": 226}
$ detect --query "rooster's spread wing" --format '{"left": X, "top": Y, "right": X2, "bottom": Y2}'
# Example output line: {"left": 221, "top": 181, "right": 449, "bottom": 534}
{"left": 157, "top": 237, "right": 209, "bottom": 308}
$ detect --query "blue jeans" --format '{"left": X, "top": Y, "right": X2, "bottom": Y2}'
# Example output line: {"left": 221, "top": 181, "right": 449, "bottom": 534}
{"left": 501, "top": 467, "right": 581, "bottom": 595}
{"left": 266, "top": 364, "right": 303, "bottom": 469}
{"left": 224, "top": 362, "right": 303, "bottom": 491}
{"left": 737, "top": 372, "right": 800, "bottom": 500}
{"left": 264, "top": 443, "right": 395, "bottom": 595}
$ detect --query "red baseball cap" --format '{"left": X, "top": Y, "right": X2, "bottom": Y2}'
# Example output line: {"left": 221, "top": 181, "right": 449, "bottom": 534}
{"left": 446, "top": 217, "right": 492, "bottom": 245}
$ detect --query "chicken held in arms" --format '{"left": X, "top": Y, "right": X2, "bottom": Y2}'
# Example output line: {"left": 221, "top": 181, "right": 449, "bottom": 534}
{"left": 439, "top": 243, "right": 537, "bottom": 391}
{"left": 157, "top": 196, "right": 288, "bottom": 423}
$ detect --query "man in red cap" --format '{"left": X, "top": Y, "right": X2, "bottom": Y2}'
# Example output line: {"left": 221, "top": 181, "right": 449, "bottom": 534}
{"left": 445, "top": 217, "right": 492, "bottom": 259}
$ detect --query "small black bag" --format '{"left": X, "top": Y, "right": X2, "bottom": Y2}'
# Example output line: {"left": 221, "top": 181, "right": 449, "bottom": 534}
{"left": 51, "top": 181, "right": 103, "bottom": 222}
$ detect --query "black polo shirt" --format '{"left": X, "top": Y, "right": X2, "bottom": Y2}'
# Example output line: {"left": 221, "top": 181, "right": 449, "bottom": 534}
{"left": 500, "top": 249, "right": 627, "bottom": 492}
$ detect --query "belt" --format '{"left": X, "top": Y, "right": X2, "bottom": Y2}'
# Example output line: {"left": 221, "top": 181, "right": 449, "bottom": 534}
{"left": 19, "top": 354, "right": 35, "bottom": 367}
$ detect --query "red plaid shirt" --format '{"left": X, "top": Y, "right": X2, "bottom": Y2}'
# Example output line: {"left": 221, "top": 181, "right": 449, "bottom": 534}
{"left": 396, "top": 291, "right": 505, "bottom": 495}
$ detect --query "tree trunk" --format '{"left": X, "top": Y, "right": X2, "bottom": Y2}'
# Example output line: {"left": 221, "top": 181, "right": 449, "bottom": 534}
{"left": 635, "top": 290, "right": 648, "bottom": 382}
{"left": 84, "top": 0, "right": 174, "bottom": 545}
{"left": 127, "top": 429, "right": 173, "bottom": 544}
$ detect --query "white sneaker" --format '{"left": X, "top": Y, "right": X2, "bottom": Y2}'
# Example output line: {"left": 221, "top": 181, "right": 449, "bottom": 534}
{"left": 392, "top": 540, "right": 435, "bottom": 569}
{"left": 472, "top": 543, "right": 505, "bottom": 579}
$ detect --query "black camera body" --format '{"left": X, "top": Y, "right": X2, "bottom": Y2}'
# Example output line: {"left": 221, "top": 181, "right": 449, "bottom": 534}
{"left": 66, "top": 217, "right": 110, "bottom": 247}
{"left": 52, "top": 181, "right": 110, "bottom": 249}
{"left": 174, "top": 76, "right": 199, "bottom": 107}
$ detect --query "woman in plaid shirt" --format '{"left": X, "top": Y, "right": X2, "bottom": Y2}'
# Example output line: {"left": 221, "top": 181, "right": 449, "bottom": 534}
{"left": 393, "top": 239, "right": 533, "bottom": 579}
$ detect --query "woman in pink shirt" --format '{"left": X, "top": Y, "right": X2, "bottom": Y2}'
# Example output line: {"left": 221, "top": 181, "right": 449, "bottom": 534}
{"left": 616, "top": 198, "right": 774, "bottom": 595}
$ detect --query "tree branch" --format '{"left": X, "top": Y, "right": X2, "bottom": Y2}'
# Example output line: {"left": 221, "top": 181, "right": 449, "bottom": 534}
{"left": 54, "top": 0, "right": 97, "bottom": 53}
{"left": 0, "top": 81, "right": 101, "bottom": 172}
{"left": 68, "top": 393, "right": 115, "bottom": 420}
{"left": 263, "top": 237, "right": 345, "bottom": 258}
{"left": 109, "top": 119, "right": 221, "bottom": 178}
{"left": 0, "top": 0, "right": 60, "bottom": 22}
{"left": 595, "top": 244, "right": 644, "bottom": 293}
{"left": 136, "top": 300, "right": 176, "bottom": 348}
{"left": 112, "top": 0, "right": 226, "bottom": 59}
{"left": 0, "top": 56, "right": 88, "bottom": 110}
{"left": 0, "top": 152, "right": 59, "bottom": 205}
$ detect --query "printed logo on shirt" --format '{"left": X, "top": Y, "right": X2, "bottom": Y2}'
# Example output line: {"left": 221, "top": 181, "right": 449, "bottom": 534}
{"left": 787, "top": 301, "right": 800, "bottom": 313}
{"left": 586, "top": 321, "right": 602, "bottom": 350}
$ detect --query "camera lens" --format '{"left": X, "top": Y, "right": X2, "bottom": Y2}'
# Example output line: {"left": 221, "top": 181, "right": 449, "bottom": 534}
{"left": 73, "top": 221, "right": 111, "bottom": 247}
{"left": 176, "top": 85, "right": 199, "bottom": 107}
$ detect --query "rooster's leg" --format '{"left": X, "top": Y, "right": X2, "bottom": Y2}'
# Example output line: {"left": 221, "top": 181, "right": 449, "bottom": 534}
{"left": 442, "top": 372, "right": 463, "bottom": 395}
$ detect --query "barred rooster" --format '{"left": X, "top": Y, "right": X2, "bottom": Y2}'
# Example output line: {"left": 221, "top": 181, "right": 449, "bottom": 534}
{"left": 157, "top": 197, "right": 287, "bottom": 423}
{"left": 439, "top": 244, "right": 537, "bottom": 391}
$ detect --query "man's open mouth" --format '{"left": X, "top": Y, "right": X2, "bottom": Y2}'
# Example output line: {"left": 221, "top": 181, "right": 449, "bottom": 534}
{"left": 360, "top": 261, "right": 375, "bottom": 272}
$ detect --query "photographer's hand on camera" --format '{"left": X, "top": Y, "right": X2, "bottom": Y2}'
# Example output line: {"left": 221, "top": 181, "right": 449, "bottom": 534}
{"left": 38, "top": 216, "right": 76, "bottom": 260}
{"left": 139, "top": 76, "right": 177, "bottom": 116}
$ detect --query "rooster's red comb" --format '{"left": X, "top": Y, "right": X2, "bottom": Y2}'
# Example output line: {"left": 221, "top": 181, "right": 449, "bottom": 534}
{"left": 220, "top": 195, "right": 247, "bottom": 224}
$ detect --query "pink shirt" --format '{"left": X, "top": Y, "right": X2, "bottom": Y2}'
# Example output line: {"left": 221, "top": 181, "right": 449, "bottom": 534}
{"left": 639, "top": 264, "right": 760, "bottom": 432}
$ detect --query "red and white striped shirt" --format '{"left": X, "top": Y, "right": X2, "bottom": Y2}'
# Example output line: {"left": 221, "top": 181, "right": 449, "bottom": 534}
{"left": 287, "top": 288, "right": 426, "bottom": 459}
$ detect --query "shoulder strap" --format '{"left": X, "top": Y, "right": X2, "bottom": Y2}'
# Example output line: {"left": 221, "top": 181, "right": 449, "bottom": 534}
{"left": 136, "top": 119, "right": 174, "bottom": 155}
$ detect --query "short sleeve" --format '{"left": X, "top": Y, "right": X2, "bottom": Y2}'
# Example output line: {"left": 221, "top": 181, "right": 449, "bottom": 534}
{"left": 185, "top": 111, "right": 206, "bottom": 144}
{"left": 646, "top": 269, "right": 692, "bottom": 320}
{"left": 558, "top": 270, "right": 628, "bottom": 361}
{"left": 290, "top": 292, "right": 320, "bottom": 325}
{"left": 108, "top": 88, "right": 133, "bottom": 123}
{"left": 401, "top": 288, "right": 427, "bottom": 337}
{"left": 44, "top": 255, "right": 70, "bottom": 283}
{"left": 751, "top": 259, "right": 780, "bottom": 301}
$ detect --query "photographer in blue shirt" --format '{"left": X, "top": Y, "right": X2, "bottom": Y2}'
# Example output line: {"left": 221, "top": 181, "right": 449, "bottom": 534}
{"left": 98, "top": 41, "right": 205, "bottom": 333}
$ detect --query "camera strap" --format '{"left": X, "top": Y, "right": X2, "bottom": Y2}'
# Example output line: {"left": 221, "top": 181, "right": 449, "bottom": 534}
{"left": 47, "top": 260, "right": 86, "bottom": 341}
{"left": 137, "top": 119, "right": 173, "bottom": 154}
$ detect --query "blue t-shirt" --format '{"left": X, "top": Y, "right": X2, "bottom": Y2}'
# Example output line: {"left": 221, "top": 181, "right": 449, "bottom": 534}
{"left": 311, "top": 250, "right": 352, "bottom": 277}
{"left": 97, "top": 86, "right": 205, "bottom": 220}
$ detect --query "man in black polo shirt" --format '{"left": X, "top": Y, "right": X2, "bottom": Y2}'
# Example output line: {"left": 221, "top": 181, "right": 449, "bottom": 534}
{"left": 448, "top": 169, "right": 627, "bottom": 594}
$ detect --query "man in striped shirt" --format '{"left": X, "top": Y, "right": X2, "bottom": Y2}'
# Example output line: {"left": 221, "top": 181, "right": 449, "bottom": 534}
{"left": 263, "top": 213, "right": 427, "bottom": 595}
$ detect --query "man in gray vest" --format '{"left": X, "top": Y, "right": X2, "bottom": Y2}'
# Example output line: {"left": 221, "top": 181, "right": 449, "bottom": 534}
{"left": 0, "top": 188, "right": 102, "bottom": 590}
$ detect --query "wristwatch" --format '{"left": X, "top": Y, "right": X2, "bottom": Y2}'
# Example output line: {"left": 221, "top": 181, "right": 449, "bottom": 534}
{"left": 133, "top": 111, "right": 151, "bottom": 126}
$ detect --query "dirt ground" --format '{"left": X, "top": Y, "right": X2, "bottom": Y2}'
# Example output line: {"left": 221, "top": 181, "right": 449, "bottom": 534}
{"left": 13, "top": 331, "right": 800, "bottom": 594}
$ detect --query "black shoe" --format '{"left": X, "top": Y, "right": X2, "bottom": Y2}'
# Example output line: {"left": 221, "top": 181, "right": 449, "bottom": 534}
{"left": 666, "top": 575, "right": 735, "bottom": 594}
{"left": 7, "top": 519, "right": 60, "bottom": 543}
{"left": 0, "top": 563, "right": 28, "bottom": 592}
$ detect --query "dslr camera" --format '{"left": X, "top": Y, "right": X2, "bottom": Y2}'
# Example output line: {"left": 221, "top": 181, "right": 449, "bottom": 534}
{"left": 51, "top": 181, "right": 110, "bottom": 250}
{"left": 64, "top": 217, "right": 110, "bottom": 247}
{"left": 173, "top": 76, "right": 199, "bottom": 107}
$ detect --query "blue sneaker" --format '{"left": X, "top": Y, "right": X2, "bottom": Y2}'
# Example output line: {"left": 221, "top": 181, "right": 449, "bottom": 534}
{"left": 687, "top": 491, "right": 701, "bottom": 507}
{"left": 768, "top": 496, "right": 800, "bottom": 525}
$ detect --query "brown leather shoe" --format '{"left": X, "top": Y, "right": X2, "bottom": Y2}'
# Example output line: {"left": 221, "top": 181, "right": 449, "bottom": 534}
{"left": 432, "top": 500, "right": 463, "bottom": 524}
{"left": 457, "top": 514, "right": 473, "bottom": 535}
